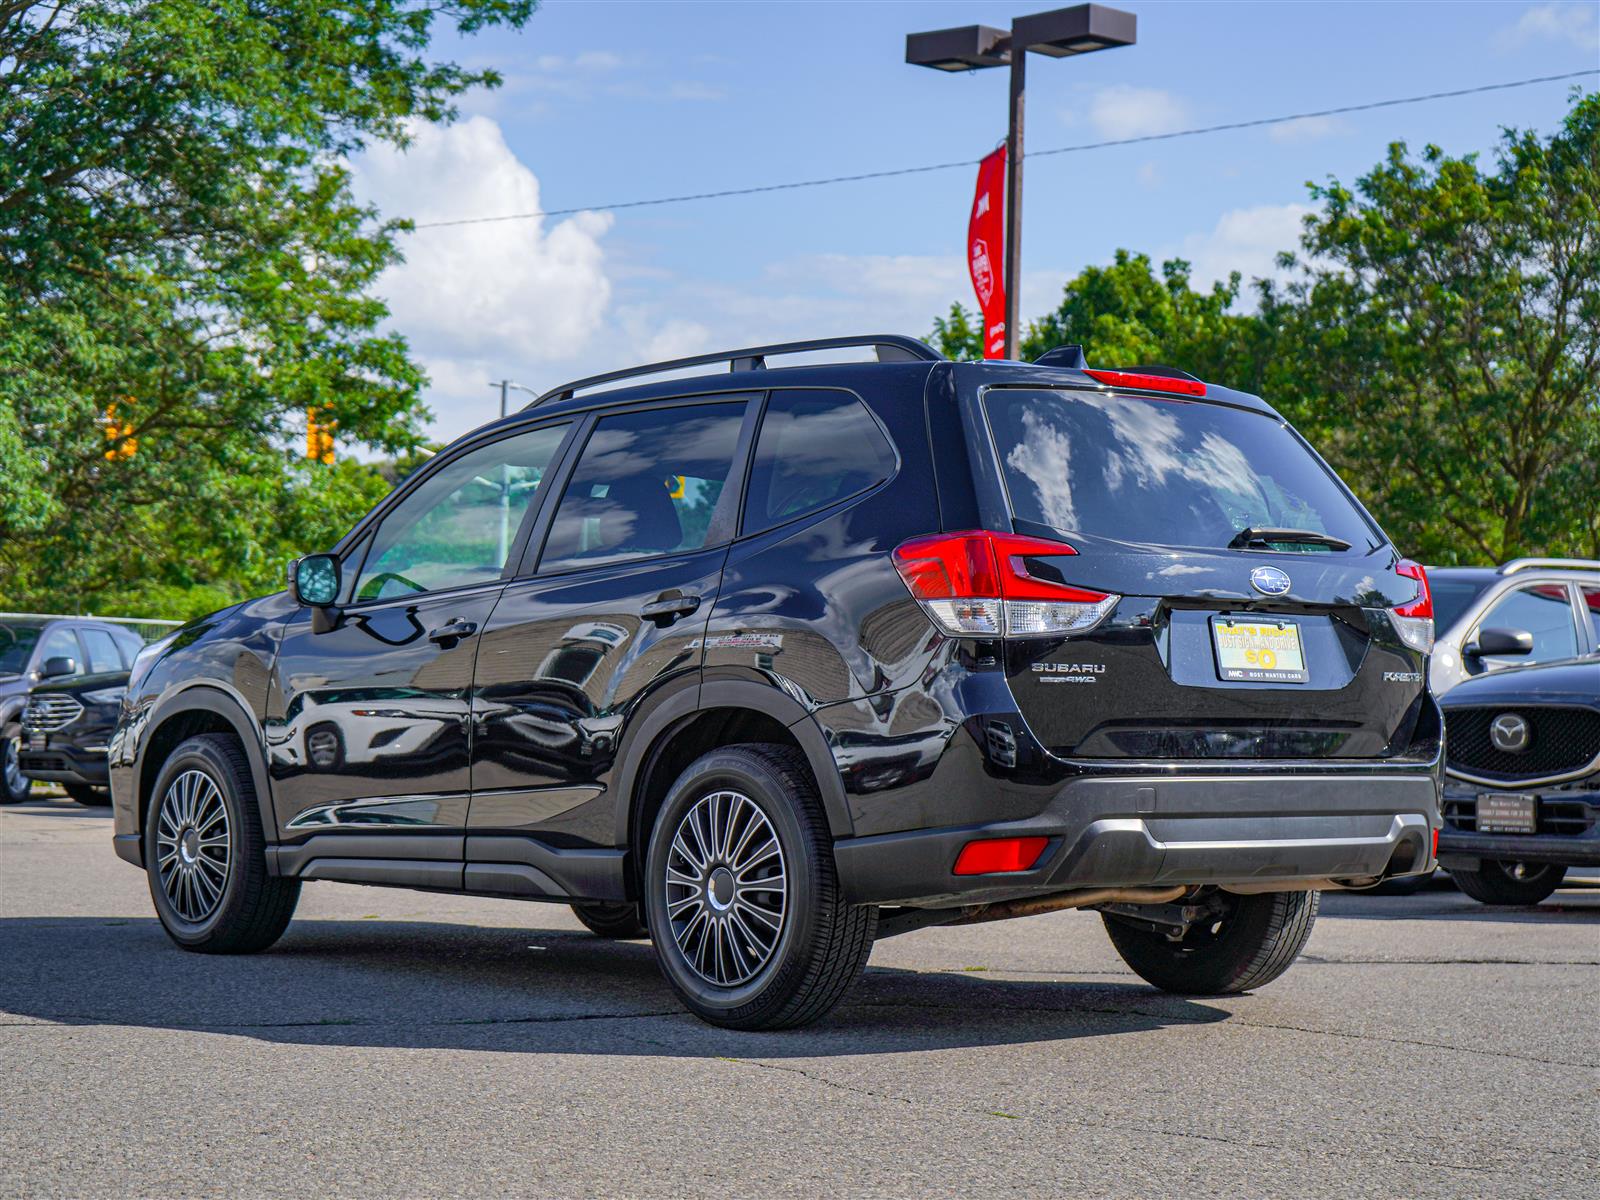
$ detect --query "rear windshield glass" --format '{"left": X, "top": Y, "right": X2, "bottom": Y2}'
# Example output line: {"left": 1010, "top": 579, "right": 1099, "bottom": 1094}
{"left": 983, "top": 388, "right": 1377, "bottom": 552}
{"left": 1429, "top": 576, "right": 1493, "bottom": 632}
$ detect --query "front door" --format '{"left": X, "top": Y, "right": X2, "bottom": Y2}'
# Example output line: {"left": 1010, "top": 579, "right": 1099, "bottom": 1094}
{"left": 468, "top": 396, "right": 754, "bottom": 847}
{"left": 266, "top": 421, "right": 572, "bottom": 835}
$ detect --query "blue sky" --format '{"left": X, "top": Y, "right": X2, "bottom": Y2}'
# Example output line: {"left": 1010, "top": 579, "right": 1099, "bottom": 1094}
{"left": 347, "top": 1, "right": 1600, "bottom": 442}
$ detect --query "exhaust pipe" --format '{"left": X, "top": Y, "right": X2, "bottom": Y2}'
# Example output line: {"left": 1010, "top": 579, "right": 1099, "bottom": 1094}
{"left": 948, "top": 886, "right": 1187, "bottom": 926}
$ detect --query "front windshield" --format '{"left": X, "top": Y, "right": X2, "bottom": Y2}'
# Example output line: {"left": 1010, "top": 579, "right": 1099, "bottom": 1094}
{"left": 0, "top": 624, "right": 42, "bottom": 674}
{"left": 983, "top": 388, "right": 1379, "bottom": 553}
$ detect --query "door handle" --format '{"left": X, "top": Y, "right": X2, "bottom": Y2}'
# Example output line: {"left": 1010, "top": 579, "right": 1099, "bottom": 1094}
{"left": 640, "top": 594, "right": 701, "bottom": 627}
{"left": 427, "top": 618, "right": 478, "bottom": 647}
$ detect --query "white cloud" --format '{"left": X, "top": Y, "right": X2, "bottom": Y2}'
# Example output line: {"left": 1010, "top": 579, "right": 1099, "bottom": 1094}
{"left": 1268, "top": 115, "right": 1351, "bottom": 144}
{"left": 1169, "top": 203, "right": 1312, "bottom": 293}
{"left": 1504, "top": 3, "right": 1599, "bottom": 47}
{"left": 1072, "top": 85, "right": 1190, "bottom": 140}
{"left": 348, "top": 116, "right": 614, "bottom": 438}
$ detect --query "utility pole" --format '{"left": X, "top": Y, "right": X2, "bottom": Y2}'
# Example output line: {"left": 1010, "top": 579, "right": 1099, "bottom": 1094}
{"left": 486, "top": 379, "right": 538, "bottom": 566}
{"left": 906, "top": 5, "right": 1137, "bottom": 360}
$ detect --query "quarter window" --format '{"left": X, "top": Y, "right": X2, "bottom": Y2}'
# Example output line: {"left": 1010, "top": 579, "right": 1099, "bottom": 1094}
{"left": 1478, "top": 584, "right": 1579, "bottom": 663}
{"left": 742, "top": 390, "right": 896, "bottom": 535}
{"left": 540, "top": 401, "right": 748, "bottom": 572}
{"left": 1582, "top": 586, "right": 1600, "bottom": 646}
{"left": 354, "top": 424, "right": 570, "bottom": 602}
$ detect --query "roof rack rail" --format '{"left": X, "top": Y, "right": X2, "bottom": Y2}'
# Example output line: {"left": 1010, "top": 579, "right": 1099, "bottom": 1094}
{"left": 526, "top": 334, "right": 944, "bottom": 409}
{"left": 1499, "top": 557, "right": 1600, "bottom": 575}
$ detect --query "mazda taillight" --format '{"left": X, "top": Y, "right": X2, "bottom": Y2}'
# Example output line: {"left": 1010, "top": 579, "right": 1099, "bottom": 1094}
{"left": 892, "top": 531, "right": 1119, "bottom": 638}
{"left": 1389, "top": 559, "right": 1434, "bottom": 653}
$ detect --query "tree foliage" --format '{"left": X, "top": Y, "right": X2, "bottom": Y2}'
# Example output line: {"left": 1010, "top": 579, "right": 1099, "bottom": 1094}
{"left": 0, "top": 0, "right": 534, "bottom": 614}
{"left": 934, "top": 93, "right": 1600, "bottom": 562}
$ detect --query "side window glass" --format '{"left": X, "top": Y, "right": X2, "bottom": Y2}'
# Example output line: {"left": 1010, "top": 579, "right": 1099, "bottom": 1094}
{"left": 540, "top": 400, "right": 748, "bottom": 572}
{"left": 38, "top": 628, "right": 82, "bottom": 675}
{"left": 743, "top": 390, "right": 896, "bottom": 535}
{"left": 355, "top": 423, "right": 569, "bottom": 602}
{"left": 1583, "top": 586, "right": 1600, "bottom": 647}
{"left": 81, "top": 629, "right": 123, "bottom": 674}
{"left": 1480, "top": 584, "right": 1579, "bottom": 663}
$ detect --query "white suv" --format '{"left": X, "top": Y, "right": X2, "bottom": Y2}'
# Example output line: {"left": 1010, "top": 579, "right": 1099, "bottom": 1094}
{"left": 1428, "top": 559, "right": 1600, "bottom": 696}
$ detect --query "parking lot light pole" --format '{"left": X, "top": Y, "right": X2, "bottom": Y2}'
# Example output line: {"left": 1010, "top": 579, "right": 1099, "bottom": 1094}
{"left": 486, "top": 379, "right": 538, "bottom": 564}
{"left": 906, "top": 5, "right": 1137, "bottom": 360}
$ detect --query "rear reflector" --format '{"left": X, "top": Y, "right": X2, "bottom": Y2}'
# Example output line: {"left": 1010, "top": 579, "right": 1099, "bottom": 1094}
{"left": 953, "top": 836, "right": 1050, "bottom": 875}
{"left": 892, "top": 531, "right": 1119, "bottom": 639}
{"left": 1389, "top": 559, "right": 1435, "bottom": 653}
{"left": 1083, "top": 368, "right": 1206, "bottom": 397}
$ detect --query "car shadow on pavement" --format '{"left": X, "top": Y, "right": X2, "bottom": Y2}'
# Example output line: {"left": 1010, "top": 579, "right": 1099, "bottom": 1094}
{"left": 1317, "top": 887, "right": 1600, "bottom": 924}
{"left": 5, "top": 798, "right": 113, "bottom": 819}
{"left": 0, "top": 916, "right": 1229, "bottom": 1058}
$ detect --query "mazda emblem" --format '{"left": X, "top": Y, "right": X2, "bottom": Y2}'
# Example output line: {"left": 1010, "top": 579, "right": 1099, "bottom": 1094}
{"left": 1489, "top": 713, "right": 1531, "bottom": 754}
{"left": 1250, "top": 566, "right": 1291, "bottom": 596}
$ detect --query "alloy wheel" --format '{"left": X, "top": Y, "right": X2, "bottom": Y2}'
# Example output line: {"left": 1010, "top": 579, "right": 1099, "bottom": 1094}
{"left": 155, "top": 769, "right": 232, "bottom": 923}
{"left": 664, "top": 790, "right": 787, "bottom": 987}
{"left": 3, "top": 735, "right": 24, "bottom": 799}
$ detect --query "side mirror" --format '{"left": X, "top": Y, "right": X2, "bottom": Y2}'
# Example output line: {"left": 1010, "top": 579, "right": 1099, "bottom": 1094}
{"left": 288, "top": 555, "right": 342, "bottom": 633}
{"left": 1468, "top": 627, "right": 1534, "bottom": 658}
{"left": 40, "top": 656, "right": 76, "bottom": 679}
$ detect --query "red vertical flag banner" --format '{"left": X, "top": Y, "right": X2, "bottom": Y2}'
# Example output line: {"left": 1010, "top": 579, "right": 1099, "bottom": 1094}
{"left": 967, "top": 146, "right": 1008, "bottom": 359}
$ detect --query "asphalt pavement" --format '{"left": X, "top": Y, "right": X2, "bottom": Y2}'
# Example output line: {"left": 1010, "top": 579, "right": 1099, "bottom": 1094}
{"left": 2, "top": 794, "right": 1596, "bottom": 1198}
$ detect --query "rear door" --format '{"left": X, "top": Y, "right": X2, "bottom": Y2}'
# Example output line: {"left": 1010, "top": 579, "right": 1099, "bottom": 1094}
{"left": 977, "top": 384, "right": 1428, "bottom": 760}
{"left": 467, "top": 395, "right": 754, "bottom": 846}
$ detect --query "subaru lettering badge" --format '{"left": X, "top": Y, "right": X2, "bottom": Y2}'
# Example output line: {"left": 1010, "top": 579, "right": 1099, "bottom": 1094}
{"left": 1250, "top": 566, "right": 1292, "bottom": 596}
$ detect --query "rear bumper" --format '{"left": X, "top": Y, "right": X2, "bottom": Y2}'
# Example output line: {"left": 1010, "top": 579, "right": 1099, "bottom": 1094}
{"left": 834, "top": 772, "right": 1439, "bottom": 907}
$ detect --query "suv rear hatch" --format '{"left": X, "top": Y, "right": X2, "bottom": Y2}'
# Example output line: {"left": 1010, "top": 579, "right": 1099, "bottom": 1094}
{"left": 956, "top": 381, "right": 1432, "bottom": 760}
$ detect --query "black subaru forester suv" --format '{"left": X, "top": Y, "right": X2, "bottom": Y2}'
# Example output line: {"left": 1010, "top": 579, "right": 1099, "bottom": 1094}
{"left": 110, "top": 336, "right": 1442, "bottom": 1029}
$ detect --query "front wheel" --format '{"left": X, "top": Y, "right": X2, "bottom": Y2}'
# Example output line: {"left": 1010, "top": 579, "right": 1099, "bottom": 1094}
{"left": 1, "top": 727, "right": 29, "bottom": 804}
{"left": 570, "top": 901, "right": 649, "bottom": 940}
{"left": 1103, "top": 890, "right": 1319, "bottom": 995}
{"left": 64, "top": 784, "right": 112, "bottom": 807}
{"left": 644, "top": 744, "right": 876, "bottom": 1030}
{"left": 144, "top": 734, "right": 300, "bottom": 953}
{"left": 1452, "top": 860, "right": 1565, "bottom": 906}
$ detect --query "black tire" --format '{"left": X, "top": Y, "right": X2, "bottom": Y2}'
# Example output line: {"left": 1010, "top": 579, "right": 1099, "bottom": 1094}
{"left": 143, "top": 733, "right": 300, "bottom": 954}
{"left": 64, "top": 784, "right": 112, "bottom": 807}
{"left": 1452, "top": 860, "right": 1566, "bottom": 906}
{"left": 1103, "top": 889, "right": 1319, "bottom": 995}
{"left": 643, "top": 743, "right": 876, "bottom": 1030}
{"left": 571, "top": 901, "right": 649, "bottom": 940}
{"left": 1, "top": 726, "right": 29, "bottom": 804}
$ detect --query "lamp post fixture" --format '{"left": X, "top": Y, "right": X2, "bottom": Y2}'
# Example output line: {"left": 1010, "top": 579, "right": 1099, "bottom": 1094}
{"left": 906, "top": 4, "right": 1136, "bottom": 360}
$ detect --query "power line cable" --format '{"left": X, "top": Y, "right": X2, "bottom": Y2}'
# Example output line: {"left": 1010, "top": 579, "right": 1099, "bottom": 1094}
{"left": 409, "top": 69, "right": 1597, "bottom": 231}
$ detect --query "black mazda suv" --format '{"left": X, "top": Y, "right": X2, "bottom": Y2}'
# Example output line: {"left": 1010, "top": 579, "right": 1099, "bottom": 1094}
{"left": 109, "top": 336, "right": 1443, "bottom": 1029}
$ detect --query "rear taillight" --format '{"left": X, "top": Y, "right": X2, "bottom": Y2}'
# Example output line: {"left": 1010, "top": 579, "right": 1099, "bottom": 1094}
{"left": 1388, "top": 559, "right": 1434, "bottom": 653}
{"left": 892, "top": 531, "right": 1119, "bottom": 638}
{"left": 1083, "top": 368, "right": 1206, "bottom": 397}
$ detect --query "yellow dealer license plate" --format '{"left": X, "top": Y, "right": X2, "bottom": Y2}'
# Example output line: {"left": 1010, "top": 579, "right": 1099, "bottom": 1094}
{"left": 1211, "top": 618, "right": 1309, "bottom": 684}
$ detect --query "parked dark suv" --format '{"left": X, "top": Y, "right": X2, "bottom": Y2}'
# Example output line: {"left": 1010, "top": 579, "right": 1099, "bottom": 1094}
{"left": 1, "top": 616, "right": 144, "bottom": 804}
{"left": 1437, "top": 657, "right": 1600, "bottom": 904}
{"left": 19, "top": 669, "right": 131, "bottom": 806}
{"left": 110, "top": 336, "right": 1442, "bottom": 1029}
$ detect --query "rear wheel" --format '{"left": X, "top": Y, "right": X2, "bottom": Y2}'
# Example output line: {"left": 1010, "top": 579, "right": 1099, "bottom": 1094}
{"left": 144, "top": 734, "right": 300, "bottom": 953}
{"left": 1103, "top": 890, "right": 1319, "bottom": 995}
{"left": 64, "top": 784, "right": 112, "bottom": 807}
{"left": 1452, "top": 860, "right": 1565, "bottom": 906}
{"left": 644, "top": 744, "right": 876, "bottom": 1030}
{"left": 1, "top": 727, "right": 29, "bottom": 804}
{"left": 570, "top": 901, "right": 648, "bottom": 940}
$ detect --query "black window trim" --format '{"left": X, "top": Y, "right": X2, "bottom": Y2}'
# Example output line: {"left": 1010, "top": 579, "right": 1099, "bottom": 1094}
{"left": 336, "top": 417, "right": 582, "bottom": 613}
{"left": 515, "top": 391, "right": 762, "bottom": 581}
{"left": 732, "top": 385, "right": 902, "bottom": 543}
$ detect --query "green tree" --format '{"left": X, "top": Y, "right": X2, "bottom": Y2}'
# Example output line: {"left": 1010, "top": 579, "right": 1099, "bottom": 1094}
{"left": 1267, "top": 92, "right": 1600, "bottom": 562}
{"left": 0, "top": 0, "right": 535, "bottom": 615}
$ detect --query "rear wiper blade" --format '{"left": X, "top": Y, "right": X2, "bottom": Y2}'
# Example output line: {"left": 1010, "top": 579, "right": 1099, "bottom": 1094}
{"left": 1227, "top": 526, "right": 1352, "bottom": 552}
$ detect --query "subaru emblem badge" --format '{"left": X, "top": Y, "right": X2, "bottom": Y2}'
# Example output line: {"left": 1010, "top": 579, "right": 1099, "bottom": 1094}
{"left": 1250, "top": 566, "right": 1292, "bottom": 596}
